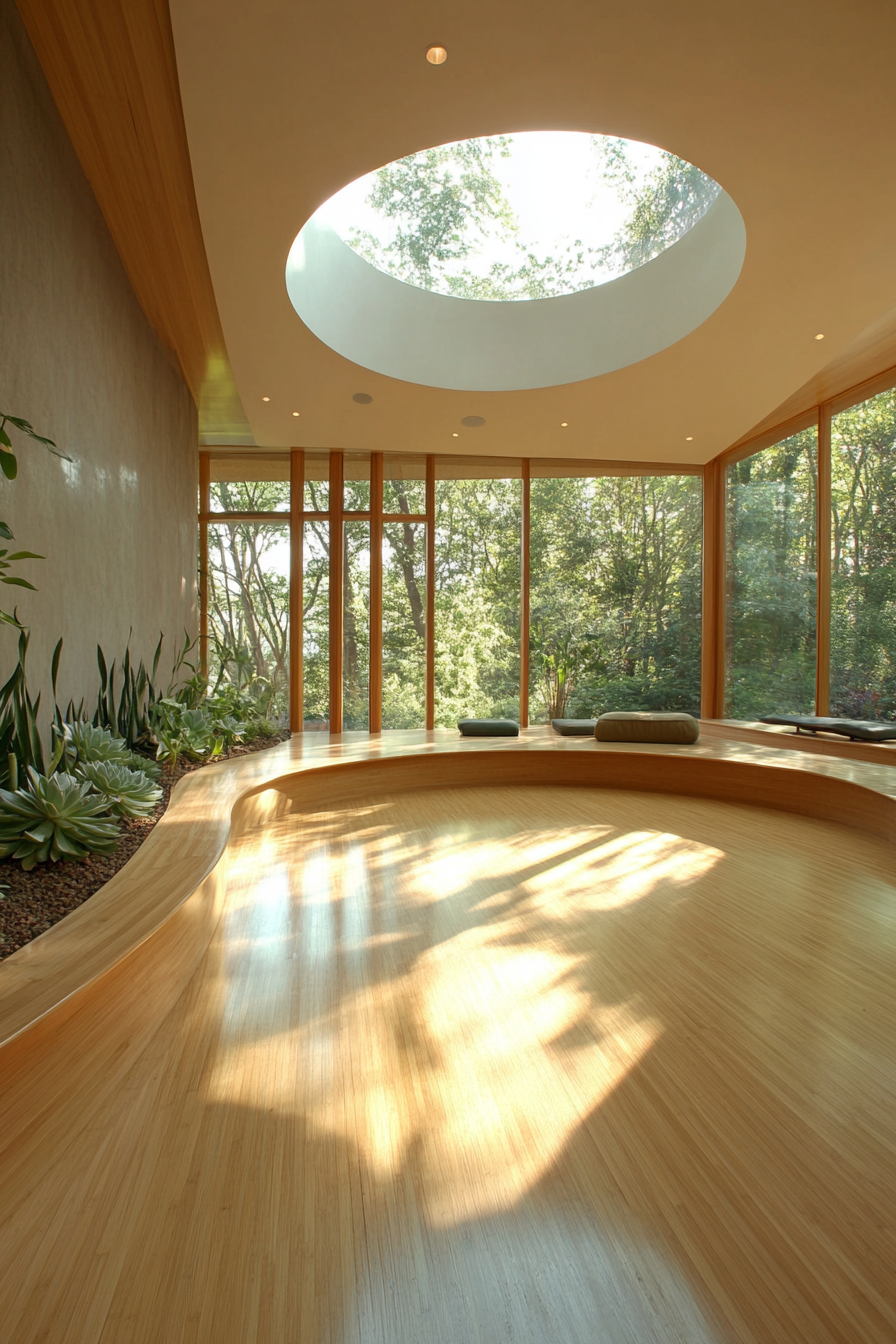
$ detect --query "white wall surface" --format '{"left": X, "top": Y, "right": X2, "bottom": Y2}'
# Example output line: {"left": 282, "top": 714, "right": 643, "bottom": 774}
{"left": 287, "top": 194, "right": 746, "bottom": 392}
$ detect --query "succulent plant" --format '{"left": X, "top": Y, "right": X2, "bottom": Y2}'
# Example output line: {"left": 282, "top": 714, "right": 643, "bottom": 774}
{"left": 209, "top": 712, "right": 247, "bottom": 748}
{"left": 56, "top": 720, "right": 159, "bottom": 778}
{"left": 150, "top": 700, "right": 222, "bottom": 768}
{"left": 63, "top": 721, "right": 129, "bottom": 766}
{"left": 77, "top": 761, "right": 162, "bottom": 818}
{"left": 0, "top": 767, "right": 119, "bottom": 869}
{"left": 122, "top": 748, "right": 162, "bottom": 781}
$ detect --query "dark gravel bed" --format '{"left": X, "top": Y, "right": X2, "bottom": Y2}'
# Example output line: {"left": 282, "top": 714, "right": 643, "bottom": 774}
{"left": 0, "top": 731, "right": 290, "bottom": 961}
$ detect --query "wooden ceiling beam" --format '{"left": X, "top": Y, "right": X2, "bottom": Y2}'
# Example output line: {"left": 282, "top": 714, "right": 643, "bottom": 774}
{"left": 15, "top": 0, "right": 249, "bottom": 437}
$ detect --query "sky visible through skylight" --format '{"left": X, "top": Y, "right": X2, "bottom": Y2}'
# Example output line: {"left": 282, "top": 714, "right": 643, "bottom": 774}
{"left": 314, "top": 132, "right": 719, "bottom": 302}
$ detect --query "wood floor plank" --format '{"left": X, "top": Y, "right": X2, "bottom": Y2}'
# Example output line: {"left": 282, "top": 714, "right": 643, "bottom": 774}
{"left": 1, "top": 780, "right": 894, "bottom": 1342}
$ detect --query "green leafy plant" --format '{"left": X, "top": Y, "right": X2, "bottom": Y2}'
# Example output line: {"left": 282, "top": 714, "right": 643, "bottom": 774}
{"left": 76, "top": 761, "right": 162, "bottom": 818}
{"left": 208, "top": 633, "right": 279, "bottom": 722}
{"left": 0, "top": 540, "right": 44, "bottom": 616}
{"left": 208, "top": 712, "right": 247, "bottom": 749}
{"left": 0, "top": 413, "right": 69, "bottom": 627}
{"left": 166, "top": 631, "right": 205, "bottom": 706}
{"left": 121, "top": 747, "right": 162, "bottom": 780}
{"left": 0, "top": 767, "right": 119, "bottom": 869}
{"left": 245, "top": 718, "right": 279, "bottom": 740}
{"left": 150, "top": 700, "right": 222, "bottom": 770}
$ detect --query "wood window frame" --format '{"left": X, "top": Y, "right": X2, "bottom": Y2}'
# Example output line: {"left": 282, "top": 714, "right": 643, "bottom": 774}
{"left": 200, "top": 364, "right": 896, "bottom": 736}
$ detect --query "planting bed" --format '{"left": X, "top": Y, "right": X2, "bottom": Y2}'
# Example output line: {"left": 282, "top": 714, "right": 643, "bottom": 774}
{"left": 0, "top": 731, "right": 290, "bottom": 960}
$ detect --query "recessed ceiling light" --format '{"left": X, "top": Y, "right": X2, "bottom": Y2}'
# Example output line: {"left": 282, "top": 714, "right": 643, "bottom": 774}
{"left": 452, "top": 432, "right": 459, "bottom": 437}
{"left": 461, "top": 415, "right": 485, "bottom": 428}
{"left": 560, "top": 422, "right": 568, "bottom": 427}
{"left": 292, "top": 411, "right": 300, "bottom": 417}
{"left": 815, "top": 332, "right": 825, "bottom": 340}
{"left": 425, "top": 45, "right": 448, "bottom": 65}
{"left": 686, "top": 436, "right": 694, "bottom": 441}
{"left": 353, "top": 392, "right": 373, "bottom": 404}
{"left": 262, "top": 396, "right": 270, "bottom": 402}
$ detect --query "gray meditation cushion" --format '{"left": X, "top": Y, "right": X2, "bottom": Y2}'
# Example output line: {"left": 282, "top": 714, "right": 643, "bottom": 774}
{"left": 595, "top": 712, "right": 700, "bottom": 744}
{"left": 458, "top": 719, "right": 520, "bottom": 737}
{"left": 552, "top": 719, "right": 597, "bottom": 736}
{"left": 759, "top": 715, "right": 896, "bottom": 743}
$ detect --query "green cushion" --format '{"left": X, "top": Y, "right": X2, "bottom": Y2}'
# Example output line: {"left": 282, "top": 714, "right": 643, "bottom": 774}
{"left": 596, "top": 712, "right": 699, "bottom": 744}
{"left": 458, "top": 719, "right": 520, "bottom": 737}
{"left": 552, "top": 719, "right": 597, "bottom": 736}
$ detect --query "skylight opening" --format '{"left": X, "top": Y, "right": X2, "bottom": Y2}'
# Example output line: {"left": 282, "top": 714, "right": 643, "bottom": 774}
{"left": 314, "top": 131, "right": 722, "bottom": 302}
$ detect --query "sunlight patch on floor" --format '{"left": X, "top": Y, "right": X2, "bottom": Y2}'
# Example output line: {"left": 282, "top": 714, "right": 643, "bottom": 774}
{"left": 205, "top": 815, "right": 698, "bottom": 1223}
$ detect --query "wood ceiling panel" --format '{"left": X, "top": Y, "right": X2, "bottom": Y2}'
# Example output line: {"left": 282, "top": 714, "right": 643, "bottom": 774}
{"left": 15, "top": 0, "right": 251, "bottom": 441}
{"left": 728, "top": 304, "right": 896, "bottom": 452}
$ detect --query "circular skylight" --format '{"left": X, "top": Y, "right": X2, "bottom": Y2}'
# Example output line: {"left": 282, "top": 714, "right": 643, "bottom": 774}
{"left": 285, "top": 132, "right": 745, "bottom": 391}
{"left": 314, "top": 132, "right": 722, "bottom": 302}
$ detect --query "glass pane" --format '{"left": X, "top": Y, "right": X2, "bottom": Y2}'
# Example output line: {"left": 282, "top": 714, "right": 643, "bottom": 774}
{"left": 434, "top": 478, "right": 521, "bottom": 724}
{"left": 206, "top": 522, "right": 289, "bottom": 723}
{"left": 830, "top": 387, "right": 896, "bottom": 719}
{"left": 208, "top": 456, "right": 290, "bottom": 514}
{"left": 382, "top": 522, "right": 426, "bottom": 728}
{"left": 302, "top": 519, "right": 330, "bottom": 729}
{"left": 304, "top": 453, "right": 329, "bottom": 512}
{"left": 725, "top": 428, "right": 817, "bottom": 718}
{"left": 529, "top": 477, "right": 702, "bottom": 722}
{"left": 344, "top": 453, "right": 370, "bottom": 512}
{"left": 343, "top": 522, "right": 370, "bottom": 729}
{"left": 384, "top": 455, "right": 426, "bottom": 514}
{"left": 210, "top": 481, "right": 290, "bottom": 513}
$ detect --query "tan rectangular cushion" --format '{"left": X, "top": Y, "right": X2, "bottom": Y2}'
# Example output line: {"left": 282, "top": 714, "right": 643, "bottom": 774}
{"left": 595, "top": 712, "right": 700, "bottom": 744}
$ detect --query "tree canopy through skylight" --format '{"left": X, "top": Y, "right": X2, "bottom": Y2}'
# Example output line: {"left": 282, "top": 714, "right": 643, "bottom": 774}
{"left": 316, "top": 132, "right": 721, "bottom": 302}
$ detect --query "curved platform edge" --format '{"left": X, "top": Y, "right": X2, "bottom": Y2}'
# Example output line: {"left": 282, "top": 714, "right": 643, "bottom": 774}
{"left": 2, "top": 731, "right": 894, "bottom": 1173}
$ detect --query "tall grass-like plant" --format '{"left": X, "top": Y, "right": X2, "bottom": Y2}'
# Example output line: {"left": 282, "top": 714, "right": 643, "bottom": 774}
{"left": 0, "top": 767, "right": 119, "bottom": 869}
{"left": 94, "top": 632, "right": 164, "bottom": 745}
{"left": 0, "top": 628, "right": 53, "bottom": 787}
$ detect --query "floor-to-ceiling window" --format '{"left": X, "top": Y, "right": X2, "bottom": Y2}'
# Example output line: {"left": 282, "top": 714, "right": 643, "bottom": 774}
{"left": 201, "top": 451, "right": 708, "bottom": 731}
{"left": 201, "top": 390, "right": 896, "bottom": 732}
{"left": 301, "top": 452, "right": 330, "bottom": 729}
{"left": 830, "top": 386, "right": 896, "bottom": 719}
{"left": 202, "top": 453, "right": 291, "bottom": 723}
{"left": 530, "top": 472, "right": 703, "bottom": 722}
{"left": 381, "top": 455, "right": 427, "bottom": 729}
{"left": 434, "top": 461, "right": 522, "bottom": 726}
{"left": 724, "top": 426, "right": 818, "bottom": 719}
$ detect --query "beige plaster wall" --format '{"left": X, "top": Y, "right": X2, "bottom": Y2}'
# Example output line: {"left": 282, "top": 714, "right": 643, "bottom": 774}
{"left": 0, "top": 0, "right": 198, "bottom": 722}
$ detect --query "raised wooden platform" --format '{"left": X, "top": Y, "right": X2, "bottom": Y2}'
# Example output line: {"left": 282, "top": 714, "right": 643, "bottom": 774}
{"left": 1, "top": 728, "right": 894, "bottom": 1342}
{"left": 703, "top": 717, "right": 896, "bottom": 767}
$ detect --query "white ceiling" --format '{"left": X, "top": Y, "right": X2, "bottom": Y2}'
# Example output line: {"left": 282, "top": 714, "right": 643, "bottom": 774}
{"left": 170, "top": 0, "right": 896, "bottom": 464}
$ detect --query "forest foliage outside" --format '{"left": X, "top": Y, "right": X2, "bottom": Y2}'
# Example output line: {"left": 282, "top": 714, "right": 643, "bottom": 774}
{"left": 725, "top": 429, "right": 818, "bottom": 719}
{"left": 830, "top": 388, "right": 896, "bottom": 717}
{"left": 343, "top": 135, "right": 721, "bottom": 302}
{"left": 204, "top": 471, "right": 703, "bottom": 729}
{"left": 204, "top": 392, "right": 895, "bottom": 732}
{"left": 725, "top": 386, "right": 896, "bottom": 721}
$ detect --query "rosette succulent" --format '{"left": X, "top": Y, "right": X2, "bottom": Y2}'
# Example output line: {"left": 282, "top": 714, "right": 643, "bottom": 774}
{"left": 121, "top": 748, "right": 162, "bottom": 781}
{"left": 64, "top": 721, "right": 127, "bottom": 765}
{"left": 60, "top": 720, "right": 162, "bottom": 780}
{"left": 77, "top": 761, "right": 162, "bottom": 818}
{"left": 0, "top": 768, "right": 120, "bottom": 869}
